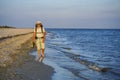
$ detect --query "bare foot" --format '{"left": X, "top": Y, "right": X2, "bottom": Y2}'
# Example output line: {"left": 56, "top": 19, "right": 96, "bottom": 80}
{"left": 37, "top": 57, "right": 40, "bottom": 61}
{"left": 38, "top": 57, "right": 43, "bottom": 62}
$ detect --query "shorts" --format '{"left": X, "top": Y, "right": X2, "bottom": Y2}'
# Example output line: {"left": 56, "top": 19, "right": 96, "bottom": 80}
{"left": 35, "top": 38, "right": 45, "bottom": 50}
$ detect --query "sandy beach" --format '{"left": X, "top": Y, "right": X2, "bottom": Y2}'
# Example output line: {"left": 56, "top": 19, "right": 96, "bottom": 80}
{"left": 0, "top": 28, "right": 54, "bottom": 80}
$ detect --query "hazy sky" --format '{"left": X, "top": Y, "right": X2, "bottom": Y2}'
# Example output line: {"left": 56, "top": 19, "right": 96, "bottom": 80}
{"left": 0, "top": 0, "right": 120, "bottom": 28}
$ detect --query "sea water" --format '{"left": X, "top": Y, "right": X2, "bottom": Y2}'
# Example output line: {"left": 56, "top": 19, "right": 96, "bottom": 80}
{"left": 30, "top": 29, "right": 120, "bottom": 80}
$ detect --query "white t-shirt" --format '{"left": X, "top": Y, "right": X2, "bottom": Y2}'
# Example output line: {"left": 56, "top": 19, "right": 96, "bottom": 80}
{"left": 34, "top": 27, "right": 45, "bottom": 38}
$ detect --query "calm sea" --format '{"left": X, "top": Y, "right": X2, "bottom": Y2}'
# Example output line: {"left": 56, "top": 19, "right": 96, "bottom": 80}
{"left": 31, "top": 29, "right": 120, "bottom": 80}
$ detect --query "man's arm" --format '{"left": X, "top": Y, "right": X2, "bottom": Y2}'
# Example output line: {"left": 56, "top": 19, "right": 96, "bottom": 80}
{"left": 32, "top": 31, "right": 36, "bottom": 42}
{"left": 42, "top": 32, "right": 46, "bottom": 43}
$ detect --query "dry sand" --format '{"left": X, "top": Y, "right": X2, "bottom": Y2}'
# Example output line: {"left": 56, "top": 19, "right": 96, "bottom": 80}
{"left": 0, "top": 28, "right": 54, "bottom": 80}
{"left": 0, "top": 28, "right": 33, "bottom": 67}
{"left": 0, "top": 28, "right": 33, "bottom": 39}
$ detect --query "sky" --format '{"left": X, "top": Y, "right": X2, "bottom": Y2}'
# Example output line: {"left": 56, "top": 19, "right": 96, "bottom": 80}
{"left": 0, "top": 0, "right": 120, "bottom": 29}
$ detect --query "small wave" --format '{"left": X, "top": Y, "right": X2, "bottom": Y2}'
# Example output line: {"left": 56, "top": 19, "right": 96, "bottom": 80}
{"left": 61, "top": 50, "right": 111, "bottom": 72}
{"left": 61, "top": 47, "right": 72, "bottom": 50}
{"left": 73, "top": 57, "right": 110, "bottom": 72}
{"left": 46, "top": 32, "right": 59, "bottom": 39}
{"left": 48, "top": 42, "right": 111, "bottom": 72}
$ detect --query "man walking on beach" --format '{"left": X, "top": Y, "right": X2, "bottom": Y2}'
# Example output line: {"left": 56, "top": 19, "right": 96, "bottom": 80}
{"left": 32, "top": 21, "right": 46, "bottom": 62}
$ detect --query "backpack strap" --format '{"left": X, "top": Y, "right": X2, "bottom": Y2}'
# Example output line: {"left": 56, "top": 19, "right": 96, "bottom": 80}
{"left": 35, "top": 24, "right": 44, "bottom": 39}
{"left": 41, "top": 24, "right": 43, "bottom": 33}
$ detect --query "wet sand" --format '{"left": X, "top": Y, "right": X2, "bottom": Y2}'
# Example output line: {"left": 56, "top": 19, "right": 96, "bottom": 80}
{"left": 0, "top": 28, "right": 54, "bottom": 80}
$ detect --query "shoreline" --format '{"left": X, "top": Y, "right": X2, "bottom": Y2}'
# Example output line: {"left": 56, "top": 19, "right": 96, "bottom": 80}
{"left": 0, "top": 29, "right": 54, "bottom": 80}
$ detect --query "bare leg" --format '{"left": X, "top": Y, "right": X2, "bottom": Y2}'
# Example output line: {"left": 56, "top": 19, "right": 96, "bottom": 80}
{"left": 37, "top": 49, "right": 41, "bottom": 61}
{"left": 39, "top": 49, "right": 45, "bottom": 62}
